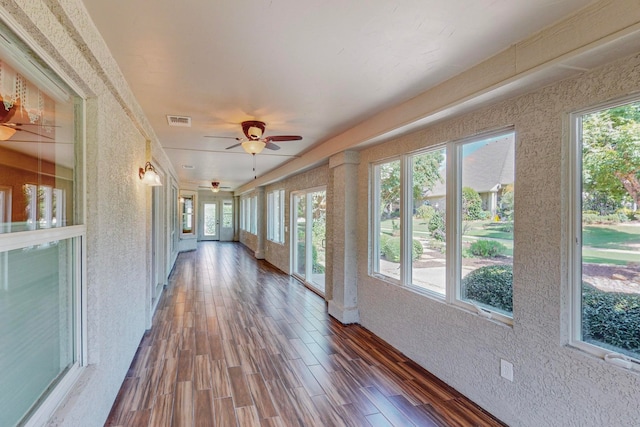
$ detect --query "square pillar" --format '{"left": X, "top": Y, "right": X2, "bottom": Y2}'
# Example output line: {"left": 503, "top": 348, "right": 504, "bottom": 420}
{"left": 327, "top": 151, "right": 360, "bottom": 324}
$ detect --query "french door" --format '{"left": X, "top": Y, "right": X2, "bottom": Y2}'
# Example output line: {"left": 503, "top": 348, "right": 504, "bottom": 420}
{"left": 201, "top": 202, "right": 219, "bottom": 241}
{"left": 291, "top": 187, "right": 326, "bottom": 294}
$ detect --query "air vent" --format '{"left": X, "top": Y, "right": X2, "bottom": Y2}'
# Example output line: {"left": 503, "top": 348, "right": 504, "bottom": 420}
{"left": 166, "top": 115, "right": 191, "bottom": 127}
{"left": 182, "top": 165, "right": 195, "bottom": 169}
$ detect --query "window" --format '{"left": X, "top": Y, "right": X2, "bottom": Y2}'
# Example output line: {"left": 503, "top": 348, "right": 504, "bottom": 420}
{"left": 250, "top": 195, "right": 257, "bottom": 235}
{"left": 372, "top": 159, "right": 401, "bottom": 281}
{"left": 371, "top": 131, "right": 514, "bottom": 322}
{"left": 0, "top": 22, "right": 84, "bottom": 426}
{"left": 457, "top": 134, "right": 514, "bottom": 318}
{"left": 267, "top": 189, "right": 285, "bottom": 243}
{"left": 180, "top": 194, "right": 194, "bottom": 234}
{"left": 572, "top": 99, "right": 640, "bottom": 363}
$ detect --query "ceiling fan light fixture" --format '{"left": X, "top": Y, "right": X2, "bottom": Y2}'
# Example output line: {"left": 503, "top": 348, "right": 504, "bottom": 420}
{"left": 211, "top": 181, "right": 220, "bottom": 193}
{"left": 0, "top": 125, "right": 16, "bottom": 141}
{"left": 241, "top": 139, "right": 266, "bottom": 154}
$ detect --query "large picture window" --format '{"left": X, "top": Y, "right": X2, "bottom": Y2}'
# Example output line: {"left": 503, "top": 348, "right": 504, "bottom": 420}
{"left": 371, "top": 131, "right": 514, "bottom": 322}
{"left": 572, "top": 99, "right": 640, "bottom": 364}
{"left": 0, "top": 22, "right": 84, "bottom": 426}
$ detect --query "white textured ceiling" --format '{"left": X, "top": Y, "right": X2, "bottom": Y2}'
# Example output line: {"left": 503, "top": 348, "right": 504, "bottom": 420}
{"left": 80, "top": 0, "right": 594, "bottom": 190}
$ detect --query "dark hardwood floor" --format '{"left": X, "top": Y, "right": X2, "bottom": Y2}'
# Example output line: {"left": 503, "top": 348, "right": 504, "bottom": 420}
{"left": 106, "top": 242, "right": 504, "bottom": 427}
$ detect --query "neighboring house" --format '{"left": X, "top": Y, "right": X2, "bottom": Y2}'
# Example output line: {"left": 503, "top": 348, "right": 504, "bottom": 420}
{"left": 425, "top": 134, "right": 514, "bottom": 218}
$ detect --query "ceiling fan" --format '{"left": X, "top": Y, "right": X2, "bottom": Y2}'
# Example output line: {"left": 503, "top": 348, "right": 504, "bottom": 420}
{"left": 205, "top": 120, "right": 302, "bottom": 154}
{"left": 0, "top": 102, "right": 56, "bottom": 141}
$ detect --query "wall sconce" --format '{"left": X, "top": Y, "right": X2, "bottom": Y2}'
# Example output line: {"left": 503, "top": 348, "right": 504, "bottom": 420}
{"left": 139, "top": 161, "right": 162, "bottom": 186}
{"left": 211, "top": 181, "right": 220, "bottom": 193}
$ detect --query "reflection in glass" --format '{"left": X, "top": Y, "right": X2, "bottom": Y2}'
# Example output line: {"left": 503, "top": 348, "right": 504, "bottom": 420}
{"left": 0, "top": 239, "right": 77, "bottom": 426}
{"left": 0, "top": 59, "right": 78, "bottom": 233}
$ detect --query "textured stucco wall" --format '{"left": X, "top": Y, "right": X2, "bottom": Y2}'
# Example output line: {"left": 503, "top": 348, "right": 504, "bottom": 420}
{"left": 0, "top": 1, "right": 174, "bottom": 426}
{"left": 262, "top": 165, "right": 329, "bottom": 275}
{"left": 356, "top": 52, "right": 640, "bottom": 426}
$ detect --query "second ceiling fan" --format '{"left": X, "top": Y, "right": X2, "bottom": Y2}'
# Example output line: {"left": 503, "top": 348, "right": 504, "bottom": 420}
{"left": 207, "top": 120, "right": 302, "bottom": 154}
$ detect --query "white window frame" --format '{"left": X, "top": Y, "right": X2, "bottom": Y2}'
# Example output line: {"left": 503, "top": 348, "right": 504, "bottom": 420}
{"left": 369, "top": 129, "right": 515, "bottom": 325}
{"left": 569, "top": 97, "right": 640, "bottom": 369}
{"left": 370, "top": 157, "right": 403, "bottom": 283}
{"left": 0, "top": 16, "right": 87, "bottom": 424}
{"left": 267, "top": 189, "right": 285, "bottom": 244}
{"left": 450, "top": 131, "right": 514, "bottom": 325}
{"left": 250, "top": 195, "right": 257, "bottom": 235}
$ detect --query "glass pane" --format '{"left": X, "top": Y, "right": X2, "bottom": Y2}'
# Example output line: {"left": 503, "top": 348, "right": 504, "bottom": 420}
{"left": 311, "top": 190, "right": 326, "bottom": 293}
{"left": 222, "top": 201, "right": 232, "bottom": 228}
{"left": 411, "top": 149, "right": 446, "bottom": 294}
{"left": 0, "top": 59, "right": 79, "bottom": 233}
{"left": 376, "top": 160, "right": 401, "bottom": 280}
{"left": 294, "top": 194, "right": 306, "bottom": 277}
{"left": 273, "top": 190, "right": 281, "bottom": 243}
{"left": 0, "top": 239, "right": 77, "bottom": 426}
{"left": 580, "top": 102, "right": 640, "bottom": 359}
{"left": 459, "top": 134, "right": 515, "bottom": 316}
{"left": 182, "top": 196, "right": 193, "bottom": 233}
{"left": 204, "top": 203, "right": 217, "bottom": 236}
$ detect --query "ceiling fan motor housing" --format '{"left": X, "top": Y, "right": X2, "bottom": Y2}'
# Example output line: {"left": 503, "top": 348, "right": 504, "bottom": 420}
{"left": 241, "top": 120, "right": 265, "bottom": 140}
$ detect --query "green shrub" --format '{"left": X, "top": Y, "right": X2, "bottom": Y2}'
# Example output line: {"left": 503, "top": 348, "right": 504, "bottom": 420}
{"left": 416, "top": 205, "right": 435, "bottom": 222}
{"left": 469, "top": 239, "right": 507, "bottom": 258}
{"left": 462, "top": 267, "right": 640, "bottom": 355}
{"left": 461, "top": 265, "right": 513, "bottom": 313}
{"left": 582, "top": 284, "right": 640, "bottom": 354}
{"left": 583, "top": 212, "right": 627, "bottom": 224}
{"left": 381, "top": 236, "right": 423, "bottom": 262}
{"left": 428, "top": 210, "right": 445, "bottom": 241}
{"left": 379, "top": 233, "right": 392, "bottom": 255}
{"left": 413, "top": 239, "right": 424, "bottom": 259}
{"left": 462, "top": 187, "right": 485, "bottom": 220}
{"left": 617, "top": 208, "right": 638, "bottom": 221}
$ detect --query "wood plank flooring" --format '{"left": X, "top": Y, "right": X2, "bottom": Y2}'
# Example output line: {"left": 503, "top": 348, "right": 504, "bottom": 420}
{"left": 106, "top": 242, "right": 505, "bottom": 427}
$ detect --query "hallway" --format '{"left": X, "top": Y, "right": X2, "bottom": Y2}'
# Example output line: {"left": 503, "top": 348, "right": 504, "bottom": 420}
{"left": 106, "top": 242, "right": 504, "bottom": 426}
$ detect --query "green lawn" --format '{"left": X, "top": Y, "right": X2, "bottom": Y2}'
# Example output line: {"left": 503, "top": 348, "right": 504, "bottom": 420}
{"left": 381, "top": 218, "right": 639, "bottom": 266}
{"left": 582, "top": 224, "right": 640, "bottom": 250}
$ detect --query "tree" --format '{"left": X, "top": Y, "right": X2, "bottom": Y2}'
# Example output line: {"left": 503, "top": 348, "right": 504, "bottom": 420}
{"left": 462, "top": 187, "right": 484, "bottom": 220}
{"left": 378, "top": 152, "right": 445, "bottom": 218}
{"left": 582, "top": 103, "right": 640, "bottom": 211}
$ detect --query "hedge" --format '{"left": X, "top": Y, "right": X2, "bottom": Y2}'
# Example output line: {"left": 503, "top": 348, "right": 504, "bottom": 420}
{"left": 461, "top": 264, "right": 640, "bottom": 355}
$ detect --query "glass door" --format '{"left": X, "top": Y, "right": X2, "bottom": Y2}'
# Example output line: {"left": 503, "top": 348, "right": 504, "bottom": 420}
{"left": 201, "top": 202, "right": 219, "bottom": 241}
{"left": 292, "top": 188, "right": 326, "bottom": 294}
{"left": 219, "top": 200, "right": 234, "bottom": 241}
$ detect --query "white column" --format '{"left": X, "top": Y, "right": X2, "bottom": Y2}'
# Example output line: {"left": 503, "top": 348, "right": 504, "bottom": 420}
{"left": 327, "top": 151, "right": 360, "bottom": 324}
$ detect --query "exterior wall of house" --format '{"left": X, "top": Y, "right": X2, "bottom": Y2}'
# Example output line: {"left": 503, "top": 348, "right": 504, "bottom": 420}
{"left": 355, "top": 51, "right": 640, "bottom": 426}
{"left": 0, "top": 2, "right": 177, "bottom": 426}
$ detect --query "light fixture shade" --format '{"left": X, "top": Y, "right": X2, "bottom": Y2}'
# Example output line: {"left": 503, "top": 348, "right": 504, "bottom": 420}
{"left": 211, "top": 187, "right": 220, "bottom": 193}
{"left": 211, "top": 181, "right": 220, "bottom": 192}
{"left": 139, "top": 162, "right": 163, "bottom": 186}
{"left": 0, "top": 125, "right": 16, "bottom": 141}
{"left": 241, "top": 140, "right": 266, "bottom": 154}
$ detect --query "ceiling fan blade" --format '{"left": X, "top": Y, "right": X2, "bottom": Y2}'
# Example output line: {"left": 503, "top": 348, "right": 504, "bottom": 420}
{"left": 264, "top": 135, "right": 302, "bottom": 142}
{"left": 264, "top": 142, "right": 281, "bottom": 151}
{"left": 4, "top": 122, "right": 61, "bottom": 127}
{"left": 204, "top": 135, "right": 240, "bottom": 140}
{"left": 225, "top": 142, "right": 242, "bottom": 150}
{"left": 15, "top": 127, "right": 55, "bottom": 140}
